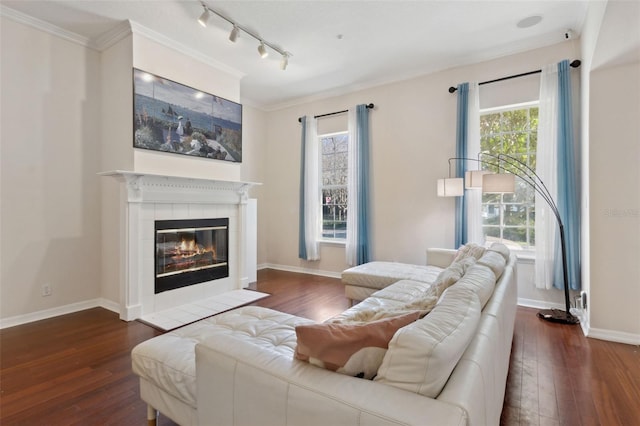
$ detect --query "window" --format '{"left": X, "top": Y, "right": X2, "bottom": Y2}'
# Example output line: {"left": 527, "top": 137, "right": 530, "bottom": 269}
{"left": 480, "top": 102, "right": 538, "bottom": 249}
{"left": 320, "top": 132, "right": 348, "bottom": 240}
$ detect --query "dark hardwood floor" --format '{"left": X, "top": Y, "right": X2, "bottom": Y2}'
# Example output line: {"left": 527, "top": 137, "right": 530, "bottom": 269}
{"left": 1, "top": 269, "right": 638, "bottom": 425}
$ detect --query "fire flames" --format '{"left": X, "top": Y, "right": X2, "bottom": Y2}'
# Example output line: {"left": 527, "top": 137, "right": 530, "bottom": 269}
{"left": 172, "top": 238, "right": 216, "bottom": 259}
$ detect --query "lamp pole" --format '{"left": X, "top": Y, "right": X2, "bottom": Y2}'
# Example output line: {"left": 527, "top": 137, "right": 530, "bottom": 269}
{"left": 445, "top": 154, "right": 579, "bottom": 324}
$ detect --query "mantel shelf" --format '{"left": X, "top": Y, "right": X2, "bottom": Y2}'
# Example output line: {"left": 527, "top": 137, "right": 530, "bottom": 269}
{"left": 98, "top": 170, "right": 261, "bottom": 189}
{"left": 99, "top": 170, "right": 261, "bottom": 205}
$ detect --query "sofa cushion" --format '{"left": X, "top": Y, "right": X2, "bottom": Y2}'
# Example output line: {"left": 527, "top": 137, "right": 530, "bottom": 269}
{"left": 477, "top": 250, "right": 507, "bottom": 280}
{"left": 329, "top": 295, "right": 409, "bottom": 323}
{"left": 329, "top": 293, "right": 438, "bottom": 324}
{"left": 374, "top": 286, "right": 481, "bottom": 398}
{"left": 487, "top": 242, "right": 510, "bottom": 263}
{"left": 454, "top": 263, "right": 497, "bottom": 308}
{"left": 295, "top": 312, "right": 422, "bottom": 379}
{"left": 453, "top": 243, "right": 486, "bottom": 263}
{"left": 341, "top": 261, "right": 442, "bottom": 291}
{"left": 370, "top": 279, "right": 434, "bottom": 304}
{"left": 432, "top": 256, "right": 477, "bottom": 297}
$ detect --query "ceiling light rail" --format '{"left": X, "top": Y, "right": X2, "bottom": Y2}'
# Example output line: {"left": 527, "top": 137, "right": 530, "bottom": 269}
{"left": 197, "top": 2, "right": 291, "bottom": 70}
{"left": 447, "top": 59, "right": 581, "bottom": 93}
{"left": 297, "top": 103, "right": 375, "bottom": 123}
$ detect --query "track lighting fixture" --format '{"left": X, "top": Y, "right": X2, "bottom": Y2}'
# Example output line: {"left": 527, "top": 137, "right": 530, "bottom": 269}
{"left": 197, "top": 5, "right": 210, "bottom": 27}
{"left": 229, "top": 25, "right": 239, "bottom": 43}
{"left": 280, "top": 53, "right": 289, "bottom": 70}
{"left": 196, "top": 1, "right": 291, "bottom": 70}
{"left": 258, "top": 42, "right": 268, "bottom": 59}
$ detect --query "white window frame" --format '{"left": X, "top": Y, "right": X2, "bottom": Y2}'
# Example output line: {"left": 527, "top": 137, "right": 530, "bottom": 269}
{"left": 480, "top": 101, "right": 538, "bottom": 253}
{"left": 318, "top": 131, "right": 349, "bottom": 243}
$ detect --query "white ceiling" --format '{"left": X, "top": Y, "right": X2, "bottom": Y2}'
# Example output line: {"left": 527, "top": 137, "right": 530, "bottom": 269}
{"left": 1, "top": 0, "right": 590, "bottom": 110}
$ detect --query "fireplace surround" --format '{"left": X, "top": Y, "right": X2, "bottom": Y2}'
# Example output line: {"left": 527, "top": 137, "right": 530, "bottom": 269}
{"left": 100, "top": 171, "right": 258, "bottom": 320}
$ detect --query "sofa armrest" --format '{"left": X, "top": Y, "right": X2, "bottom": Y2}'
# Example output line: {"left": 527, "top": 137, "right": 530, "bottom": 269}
{"left": 196, "top": 333, "right": 467, "bottom": 426}
{"left": 426, "top": 248, "right": 457, "bottom": 268}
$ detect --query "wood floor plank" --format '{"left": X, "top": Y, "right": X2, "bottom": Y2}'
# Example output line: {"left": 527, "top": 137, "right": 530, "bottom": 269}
{"left": 1, "top": 271, "right": 639, "bottom": 426}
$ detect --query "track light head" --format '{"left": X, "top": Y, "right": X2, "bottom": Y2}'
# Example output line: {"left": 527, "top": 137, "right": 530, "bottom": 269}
{"left": 197, "top": 5, "right": 210, "bottom": 27}
{"left": 229, "top": 25, "right": 239, "bottom": 43}
{"left": 258, "top": 42, "right": 268, "bottom": 59}
{"left": 280, "top": 53, "right": 289, "bottom": 70}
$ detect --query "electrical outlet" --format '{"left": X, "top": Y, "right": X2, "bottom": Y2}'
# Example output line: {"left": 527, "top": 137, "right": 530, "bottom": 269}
{"left": 42, "top": 284, "right": 52, "bottom": 297}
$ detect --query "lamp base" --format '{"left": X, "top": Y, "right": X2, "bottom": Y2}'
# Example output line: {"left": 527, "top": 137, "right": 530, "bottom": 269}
{"left": 537, "top": 309, "right": 579, "bottom": 325}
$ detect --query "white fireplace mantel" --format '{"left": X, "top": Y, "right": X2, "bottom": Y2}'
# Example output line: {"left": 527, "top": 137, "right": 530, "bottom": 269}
{"left": 100, "top": 170, "right": 260, "bottom": 321}
{"left": 99, "top": 170, "right": 260, "bottom": 205}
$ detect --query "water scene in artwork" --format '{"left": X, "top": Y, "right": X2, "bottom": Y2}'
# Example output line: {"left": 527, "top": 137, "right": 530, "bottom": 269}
{"left": 133, "top": 69, "right": 242, "bottom": 162}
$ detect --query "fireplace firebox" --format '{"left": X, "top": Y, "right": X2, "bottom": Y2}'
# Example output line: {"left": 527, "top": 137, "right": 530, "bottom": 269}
{"left": 154, "top": 218, "right": 229, "bottom": 294}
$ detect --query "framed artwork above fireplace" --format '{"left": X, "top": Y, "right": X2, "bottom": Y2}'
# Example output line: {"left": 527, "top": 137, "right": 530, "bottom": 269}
{"left": 132, "top": 68, "right": 242, "bottom": 162}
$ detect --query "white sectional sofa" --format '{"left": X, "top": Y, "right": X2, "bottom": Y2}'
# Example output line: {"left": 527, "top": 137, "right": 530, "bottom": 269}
{"left": 132, "top": 243, "right": 517, "bottom": 426}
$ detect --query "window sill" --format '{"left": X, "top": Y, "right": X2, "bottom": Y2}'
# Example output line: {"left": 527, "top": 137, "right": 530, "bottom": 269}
{"left": 319, "top": 239, "right": 346, "bottom": 247}
{"left": 514, "top": 251, "right": 535, "bottom": 263}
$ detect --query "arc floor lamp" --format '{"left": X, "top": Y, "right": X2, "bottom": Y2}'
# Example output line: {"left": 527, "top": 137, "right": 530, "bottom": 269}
{"left": 437, "top": 153, "right": 579, "bottom": 325}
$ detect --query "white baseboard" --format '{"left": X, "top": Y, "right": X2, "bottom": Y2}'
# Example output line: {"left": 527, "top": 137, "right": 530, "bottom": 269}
{"left": 586, "top": 327, "right": 640, "bottom": 345}
{"left": 517, "top": 299, "right": 639, "bottom": 345}
{"left": 259, "top": 263, "right": 341, "bottom": 279}
{"left": 98, "top": 298, "right": 121, "bottom": 314}
{"left": 517, "top": 298, "right": 565, "bottom": 310}
{"left": 0, "top": 298, "right": 121, "bottom": 329}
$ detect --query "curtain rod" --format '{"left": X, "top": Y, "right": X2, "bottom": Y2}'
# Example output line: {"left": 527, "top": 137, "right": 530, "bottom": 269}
{"left": 447, "top": 59, "right": 581, "bottom": 93}
{"left": 297, "top": 103, "right": 374, "bottom": 123}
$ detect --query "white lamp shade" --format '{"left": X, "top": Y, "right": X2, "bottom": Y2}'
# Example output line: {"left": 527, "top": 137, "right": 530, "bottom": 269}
{"left": 437, "top": 178, "right": 464, "bottom": 197}
{"left": 482, "top": 173, "right": 515, "bottom": 193}
{"left": 465, "top": 170, "right": 491, "bottom": 189}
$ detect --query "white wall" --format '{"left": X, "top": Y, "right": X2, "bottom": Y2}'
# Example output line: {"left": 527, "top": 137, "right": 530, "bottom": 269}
{"left": 579, "top": 0, "right": 640, "bottom": 344}
{"left": 589, "top": 62, "right": 640, "bottom": 339}
{"left": 99, "top": 34, "right": 133, "bottom": 306}
{"left": 263, "top": 41, "right": 576, "bottom": 311}
{"left": 1, "top": 17, "right": 102, "bottom": 319}
{"left": 239, "top": 105, "right": 268, "bottom": 265}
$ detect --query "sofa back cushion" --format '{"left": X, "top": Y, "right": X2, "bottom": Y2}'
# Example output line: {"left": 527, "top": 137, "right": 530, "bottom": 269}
{"left": 477, "top": 250, "right": 507, "bottom": 280}
{"left": 487, "top": 242, "right": 510, "bottom": 263}
{"left": 454, "top": 263, "right": 497, "bottom": 309}
{"left": 374, "top": 286, "right": 481, "bottom": 398}
{"left": 432, "top": 256, "right": 476, "bottom": 298}
{"left": 453, "top": 243, "right": 486, "bottom": 263}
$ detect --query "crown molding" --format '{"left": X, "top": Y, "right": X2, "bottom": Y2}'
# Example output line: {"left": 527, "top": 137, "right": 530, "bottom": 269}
{"left": 0, "top": 4, "right": 92, "bottom": 48}
{"left": 128, "top": 20, "right": 245, "bottom": 79}
{"left": 91, "top": 20, "right": 132, "bottom": 51}
{"left": 0, "top": 6, "right": 245, "bottom": 80}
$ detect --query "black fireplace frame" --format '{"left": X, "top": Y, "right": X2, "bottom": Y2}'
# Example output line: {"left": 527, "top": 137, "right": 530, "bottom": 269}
{"left": 154, "top": 218, "right": 229, "bottom": 294}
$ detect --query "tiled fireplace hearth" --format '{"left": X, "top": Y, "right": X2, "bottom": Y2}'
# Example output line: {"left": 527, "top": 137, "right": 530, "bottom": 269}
{"left": 101, "top": 171, "right": 258, "bottom": 321}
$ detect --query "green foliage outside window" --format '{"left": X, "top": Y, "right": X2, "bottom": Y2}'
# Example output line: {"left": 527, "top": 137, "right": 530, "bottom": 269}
{"left": 480, "top": 105, "right": 538, "bottom": 249}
